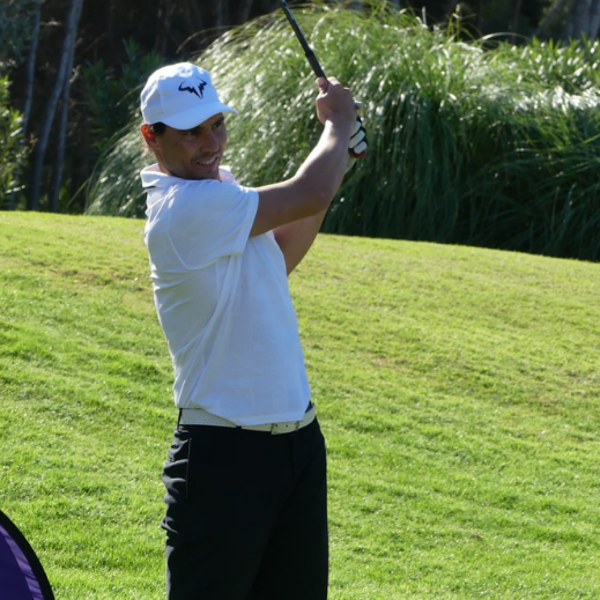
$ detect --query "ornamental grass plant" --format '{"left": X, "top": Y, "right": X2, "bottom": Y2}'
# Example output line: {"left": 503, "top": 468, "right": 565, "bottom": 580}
{"left": 85, "top": 2, "right": 600, "bottom": 261}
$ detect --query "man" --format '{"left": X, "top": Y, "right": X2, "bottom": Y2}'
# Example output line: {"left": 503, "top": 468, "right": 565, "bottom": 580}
{"left": 139, "top": 61, "right": 366, "bottom": 600}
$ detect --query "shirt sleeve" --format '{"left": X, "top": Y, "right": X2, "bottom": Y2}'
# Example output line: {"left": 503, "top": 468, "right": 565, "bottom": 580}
{"left": 167, "top": 179, "right": 259, "bottom": 270}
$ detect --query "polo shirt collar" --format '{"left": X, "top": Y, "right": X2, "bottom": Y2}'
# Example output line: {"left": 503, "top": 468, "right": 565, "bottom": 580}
{"left": 140, "top": 165, "right": 237, "bottom": 189}
{"left": 140, "top": 164, "right": 178, "bottom": 189}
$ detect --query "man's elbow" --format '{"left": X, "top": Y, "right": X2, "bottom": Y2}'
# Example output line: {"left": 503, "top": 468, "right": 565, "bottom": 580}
{"left": 296, "top": 178, "right": 336, "bottom": 215}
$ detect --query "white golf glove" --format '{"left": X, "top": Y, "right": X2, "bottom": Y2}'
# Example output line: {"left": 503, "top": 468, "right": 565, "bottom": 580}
{"left": 345, "top": 117, "right": 368, "bottom": 173}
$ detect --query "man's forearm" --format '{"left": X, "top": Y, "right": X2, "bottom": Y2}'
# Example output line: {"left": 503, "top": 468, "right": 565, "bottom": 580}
{"left": 293, "top": 120, "right": 351, "bottom": 201}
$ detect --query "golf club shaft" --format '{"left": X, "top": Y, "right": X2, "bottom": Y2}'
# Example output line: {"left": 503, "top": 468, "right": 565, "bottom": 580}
{"left": 278, "top": 0, "right": 366, "bottom": 159}
{"left": 279, "top": 0, "right": 327, "bottom": 79}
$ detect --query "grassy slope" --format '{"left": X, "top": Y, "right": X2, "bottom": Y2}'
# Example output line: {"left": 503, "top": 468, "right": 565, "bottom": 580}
{"left": 0, "top": 212, "right": 599, "bottom": 599}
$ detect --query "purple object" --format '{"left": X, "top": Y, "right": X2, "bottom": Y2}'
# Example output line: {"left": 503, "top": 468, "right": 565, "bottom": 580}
{"left": 0, "top": 509, "right": 54, "bottom": 600}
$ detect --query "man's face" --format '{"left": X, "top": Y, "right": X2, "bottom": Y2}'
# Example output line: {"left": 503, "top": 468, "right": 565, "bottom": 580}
{"left": 151, "top": 113, "right": 228, "bottom": 181}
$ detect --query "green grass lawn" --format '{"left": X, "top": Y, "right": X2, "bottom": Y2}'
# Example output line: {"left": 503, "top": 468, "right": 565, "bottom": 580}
{"left": 1, "top": 212, "right": 599, "bottom": 599}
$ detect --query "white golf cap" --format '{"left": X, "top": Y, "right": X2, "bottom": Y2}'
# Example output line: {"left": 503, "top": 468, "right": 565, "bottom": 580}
{"left": 140, "top": 62, "right": 237, "bottom": 129}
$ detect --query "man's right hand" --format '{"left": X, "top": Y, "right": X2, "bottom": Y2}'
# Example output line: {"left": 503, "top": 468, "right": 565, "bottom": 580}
{"left": 315, "top": 77, "right": 357, "bottom": 132}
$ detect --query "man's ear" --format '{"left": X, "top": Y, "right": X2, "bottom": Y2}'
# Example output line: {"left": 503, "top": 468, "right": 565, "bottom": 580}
{"left": 141, "top": 124, "right": 159, "bottom": 148}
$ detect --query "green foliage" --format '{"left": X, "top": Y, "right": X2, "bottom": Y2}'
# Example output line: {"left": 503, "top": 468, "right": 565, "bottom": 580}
{"left": 86, "top": 3, "right": 600, "bottom": 260}
{"left": 0, "top": 77, "right": 27, "bottom": 206}
{"left": 83, "top": 39, "right": 163, "bottom": 158}
{"left": 0, "top": 0, "right": 39, "bottom": 72}
{"left": 1, "top": 212, "right": 600, "bottom": 598}
{"left": 82, "top": 39, "right": 163, "bottom": 216}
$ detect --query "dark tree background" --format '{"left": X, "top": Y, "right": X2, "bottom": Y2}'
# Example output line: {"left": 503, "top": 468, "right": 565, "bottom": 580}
{"left": 2, "top": 0, "right": 596, "bottom": 212}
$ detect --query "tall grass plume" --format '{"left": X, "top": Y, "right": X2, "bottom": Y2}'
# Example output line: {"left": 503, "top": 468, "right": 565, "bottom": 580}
{"left": 86, "top": 2, "right": 600, "bottom": 261}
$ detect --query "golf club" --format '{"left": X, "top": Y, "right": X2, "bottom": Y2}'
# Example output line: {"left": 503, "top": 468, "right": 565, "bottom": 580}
{"left": 279, "top": 0, "right": 327, "bottom": 79}
{"left": 278, "top": 0, "right": 367, "bottom": 158}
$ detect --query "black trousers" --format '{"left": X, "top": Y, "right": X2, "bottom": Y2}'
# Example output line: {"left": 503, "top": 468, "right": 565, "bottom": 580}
{"left": 161, "top": 417, "right": 328, "bottom": 600}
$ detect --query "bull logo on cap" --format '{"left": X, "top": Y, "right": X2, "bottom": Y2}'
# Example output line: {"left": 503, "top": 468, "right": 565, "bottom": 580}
{"left": 178, "top": 78, "right": 208, "bottom": 99}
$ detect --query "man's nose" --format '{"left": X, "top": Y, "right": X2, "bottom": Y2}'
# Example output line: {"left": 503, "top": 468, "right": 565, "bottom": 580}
{"left": 202, "top": 131, "right": 220, "bottom": 151}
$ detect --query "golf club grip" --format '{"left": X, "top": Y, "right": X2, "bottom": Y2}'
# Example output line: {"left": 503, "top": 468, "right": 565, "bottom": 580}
{"left": 306, "top": 51, "right": 326, "bottom": 79}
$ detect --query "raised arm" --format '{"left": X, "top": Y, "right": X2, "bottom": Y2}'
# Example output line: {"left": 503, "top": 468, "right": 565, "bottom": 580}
{"left": 250, "top": 77, "right": 357, "bottom": 272}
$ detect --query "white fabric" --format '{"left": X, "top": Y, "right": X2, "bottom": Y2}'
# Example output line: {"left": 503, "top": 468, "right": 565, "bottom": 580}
{"left": 141, "top": 165, "right": 311, "bottom": 425}
{"left": 345, "top": 119, "right": 368, "bottom": 172}
{"left": 140, "top": 62, "right": 237, "bottom": 129}
{"left": 349, "top": 119, "right": 367, "bottom": 155}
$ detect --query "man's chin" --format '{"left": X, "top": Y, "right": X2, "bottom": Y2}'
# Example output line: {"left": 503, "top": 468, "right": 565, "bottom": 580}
{"left": 191, "top": 159, "right": 221, "bottom": 180}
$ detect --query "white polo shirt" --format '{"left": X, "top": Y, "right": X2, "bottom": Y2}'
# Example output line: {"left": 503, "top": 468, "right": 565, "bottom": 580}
{"left": 141, "top": 165, "right": 311, "bottom": 425}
